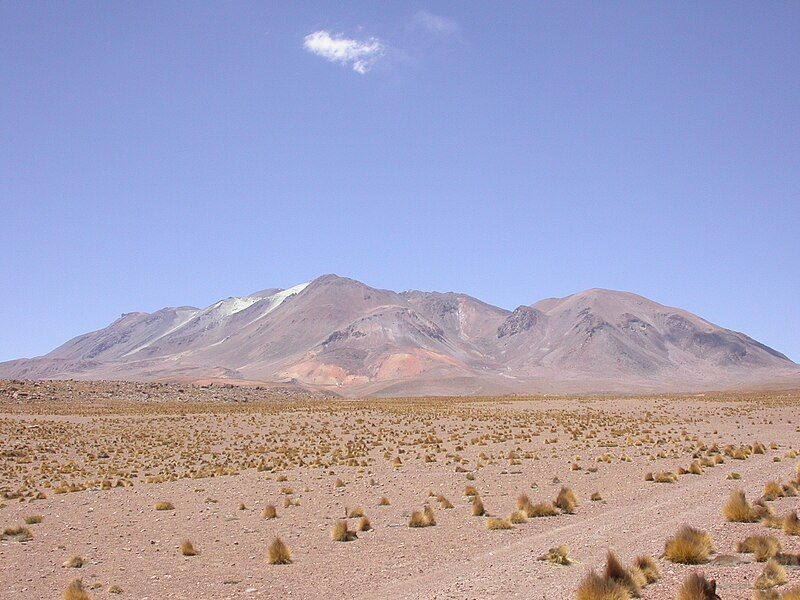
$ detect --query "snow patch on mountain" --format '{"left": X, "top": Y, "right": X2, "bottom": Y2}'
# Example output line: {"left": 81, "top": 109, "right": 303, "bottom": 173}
{"left": 242, "top": 282, "right": 310, "bottom": 327}
{"left": 121, "top": 308, "right": 200, "bottom": 357}
{"left": 210, "top": 296, "right": 262, "bottom": 318}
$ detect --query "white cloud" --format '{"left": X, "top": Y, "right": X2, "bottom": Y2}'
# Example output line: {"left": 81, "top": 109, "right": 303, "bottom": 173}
{"left": 415, "top": 10, "right": 459, "bottom": 35}
{"left": 303, "top": 30, "right": 384, "bottom": 74}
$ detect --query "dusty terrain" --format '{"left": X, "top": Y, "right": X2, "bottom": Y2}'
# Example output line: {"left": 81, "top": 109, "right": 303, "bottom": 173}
{"left": 1, "top": 380, "right": 799, "bottom": 599}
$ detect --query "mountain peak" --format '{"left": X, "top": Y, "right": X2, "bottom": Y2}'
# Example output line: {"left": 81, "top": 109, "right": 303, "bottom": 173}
{"left": 565, "top": 288, "right": 655, "bottom": 304}
{"left": 307, "top": 273, "right": 376, "bottom": 290}
{"left": 531, "top": 288, "right": 666, "bottom": 315}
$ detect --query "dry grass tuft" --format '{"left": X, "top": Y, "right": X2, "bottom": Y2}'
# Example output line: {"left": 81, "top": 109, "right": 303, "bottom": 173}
{"left": 763, "top": 481, "right": 784, "bottom": 501}
{"left": 753, "top": 500, "right": 775, "bottom": 519}
{"left": 738, "top": 535, "right": 782, "bottom": 561}
{"left": 633, "top": 555, "right": 660, "bottom": 583}
{"left": 723, "top": 490, "right": 760, "bottom": 522}
{"left": 486, "top": 517, "right": 513, "bottom": 530}
{"left": 538, "top": 545, "right": 573, "bottom": 565}
{"left": 358, "top": 516, "right": 372, "bottom": 531}
{"left": 471, "top": 495, "right": 485, "bottom": 517}
{"left": 664, "top": 526, "right": 713, "bottom": 564}
{"left": 180, "top": 539, "right": 197, "bottom": 556}
{"left": 2, "top": 525, "right": 32, "bottom": 542}
{"left": 774, "top": 553, "right": 800, "bottom": 566}
{"left": 591, "top": 492, "right": 603, "bottom": 501}
{"left": 575, "top": 571, "right": 631, "bottom": 600}
{"left": 409, "top": 510, "right": 428, "bottom": 527}
{"left": 604, "top": 551, "right": 642, "bottom": 597}
{"left": 261, "top": 504, "right": 277, "bottom": 519}
{"left": 517, "top": 493, "right": 533, "bottom": 512}
{"left": 331, "top": 520, "right": 357, "bottom": 541}
{"left": 676, "top": 572, "right": 718, "bottom": 600}
{"left": 628, "top": 567, "right": 648, "bottom": 592}
{"left": 465, "top": 485, "right": 478, "bottom": 497}
{"left": 755, "top": 559, "right": 787, "bottom": 589}
{"left": 267, "top": 537, "right": 293, "bottom": 564}
{"left": 509, "top": 509, "right": 528, "bottom": 524}
{"left": 777, "top": 587, "right": 800, "bottom": 600}
{"left": 24, "top": 515, "right": 43, "bottom": 525}
{"left": 763, "top": 515, "right": 784, "bottom": 529}
{"left": 554, "top": 486, "right": 577, "bottom": 514}
{"left": 378, "top": 496, "right": 391, "bottom": 506}
{"left": 347, "top": 507, "right": 365, "bottom": 518}
{"left": 63, "top": 555, "right": 84, "bottom": 568}
{"left": 63, "top": 579, "right": 91, "bottom": 600}
{"left": 436, "top": 494, "right": 454, "bottom": 509}
{"left": 155, "top": 501, "right": 175, "bottom": 511}
{"left": 528, "top": 501, "right": 560, "bottom": 518}
{"left": 408, "top": 506, "right": 436, "bottom": 528}
{"left": 654, "top": 471, "right": 678, "bottom": 483}
{"left": 783, "top": 511, "right": 800, "bottom": 536}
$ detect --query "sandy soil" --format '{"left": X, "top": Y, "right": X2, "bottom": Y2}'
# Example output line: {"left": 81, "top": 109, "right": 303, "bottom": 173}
{"left": 0, "top": 381, "right": 798, "bottom": 599}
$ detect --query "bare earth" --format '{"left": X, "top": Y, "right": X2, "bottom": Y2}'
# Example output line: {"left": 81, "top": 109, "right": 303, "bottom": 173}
{"left": 1, "top": 380, "right": 798, "bottom": 599}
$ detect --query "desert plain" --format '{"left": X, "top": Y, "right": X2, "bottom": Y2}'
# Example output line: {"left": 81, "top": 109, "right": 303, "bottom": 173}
{"left": 1, "top": 380, "right": 798, "bottom": 599}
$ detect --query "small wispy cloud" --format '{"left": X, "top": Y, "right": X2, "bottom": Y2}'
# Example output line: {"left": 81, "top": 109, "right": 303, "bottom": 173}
{"left": 414, "top": 10, "right": 459, "bottom": 35}
{"left": 303, "top": 30, "right": 384, "bottom": 74}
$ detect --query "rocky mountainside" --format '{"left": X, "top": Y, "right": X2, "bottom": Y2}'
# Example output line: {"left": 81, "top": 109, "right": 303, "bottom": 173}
{"left": 1, "top": 274, "right": 796, "bottom": 396}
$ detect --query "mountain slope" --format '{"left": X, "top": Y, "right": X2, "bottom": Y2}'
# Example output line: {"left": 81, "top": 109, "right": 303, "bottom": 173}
{"left": 492, "top": 289, "right": 791, "bottom": 384}
{"left": 0, "top": 276, "right": 795, "bottom": 396}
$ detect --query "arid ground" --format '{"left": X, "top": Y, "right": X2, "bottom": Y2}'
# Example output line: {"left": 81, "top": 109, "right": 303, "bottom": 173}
{"left": 1, "top": 380, "right": 798, "bottom": 599}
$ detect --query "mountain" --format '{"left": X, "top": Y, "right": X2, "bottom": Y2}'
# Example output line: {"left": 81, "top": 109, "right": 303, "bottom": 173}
{"left": 1, "top": 275, "right": 796, "bottom": 396}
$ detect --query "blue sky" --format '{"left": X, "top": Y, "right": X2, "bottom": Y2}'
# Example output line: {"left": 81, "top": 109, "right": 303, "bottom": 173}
{"left": 1, "top": 2, "right": 799, "bottom": 362}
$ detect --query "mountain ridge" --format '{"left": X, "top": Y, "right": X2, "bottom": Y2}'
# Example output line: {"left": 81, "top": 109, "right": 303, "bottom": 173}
{"left": 1, "top": 274, "right": 796, "bottom": 397}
